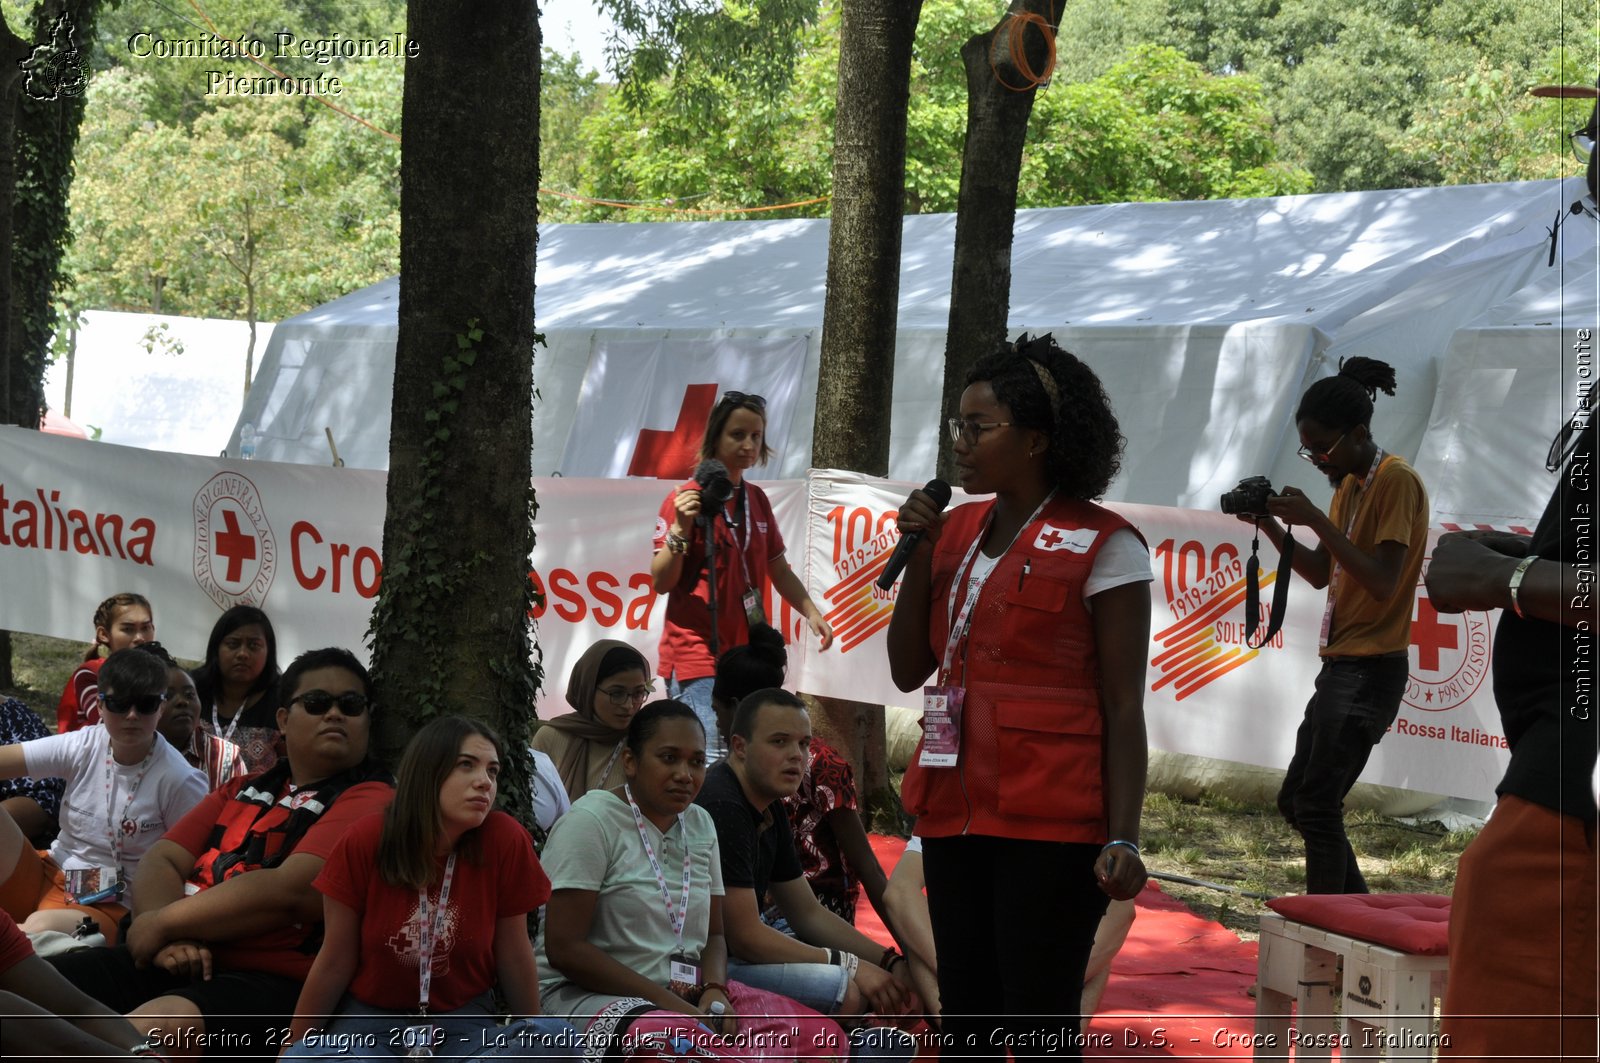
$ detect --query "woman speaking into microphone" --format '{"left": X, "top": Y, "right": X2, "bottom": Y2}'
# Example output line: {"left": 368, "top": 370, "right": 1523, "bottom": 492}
{"left": 650, "top": 391, "right": 832, "bottom": 762}
{"left": 885, "top": 335, "right": 1151, "bottom": 1059}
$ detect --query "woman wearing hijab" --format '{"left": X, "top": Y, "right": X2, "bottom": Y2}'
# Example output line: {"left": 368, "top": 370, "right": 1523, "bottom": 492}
{"left": 533, "top": 640, "right": 655, "bottom": 803}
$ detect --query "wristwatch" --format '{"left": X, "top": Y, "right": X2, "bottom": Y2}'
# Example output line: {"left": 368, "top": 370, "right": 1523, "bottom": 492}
{"left": 667, "top": 531, "right": 689, "bottom": 555}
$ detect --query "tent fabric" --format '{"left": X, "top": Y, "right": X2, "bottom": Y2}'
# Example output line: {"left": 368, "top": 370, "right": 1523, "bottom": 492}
{"left": 42, "top": 310, "right": 272, "bottom": 458}
{"left": 233, "top": 178, "right": 1596, "bottom": 522}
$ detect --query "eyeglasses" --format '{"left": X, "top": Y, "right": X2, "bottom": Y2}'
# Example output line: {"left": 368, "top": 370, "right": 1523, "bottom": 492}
{"left": 599, "top": 684, "right": 654, "bottom": 708}
{"left": 1296, "top": 433, "right": 1346, "bottom": 464}
{"left": 291, "top": 691, "right": 370, "bottom": 717}
{"left": 720, "top": 391, "right": 766, "bottom": 411}
{"left": 99, "top": 692, "right": 167, "bottom": 716}
{"left": 947, "top": 418, "right": 1013, "bottom": 446}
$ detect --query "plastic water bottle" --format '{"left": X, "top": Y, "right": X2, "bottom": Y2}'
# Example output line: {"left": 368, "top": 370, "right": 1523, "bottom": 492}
{"left": 239, "top": 422, "right": 256, "bottom": 461}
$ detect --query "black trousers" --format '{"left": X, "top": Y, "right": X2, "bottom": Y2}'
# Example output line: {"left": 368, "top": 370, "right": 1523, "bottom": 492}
{"left": 922, "top": 834, "right": 1108, "bottom": 1062}
{"left": 1277, "top": 655, "right": 1407, "bottom": 894}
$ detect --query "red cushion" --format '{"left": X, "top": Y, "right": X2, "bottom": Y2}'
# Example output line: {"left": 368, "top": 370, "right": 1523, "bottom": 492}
{"left": 1266, "top": 893, "right": 1451, "bottom": 955}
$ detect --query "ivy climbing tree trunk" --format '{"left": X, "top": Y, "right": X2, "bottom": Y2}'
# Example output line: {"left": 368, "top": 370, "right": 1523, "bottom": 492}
{"left": 935, "top": 0, "right": 1062, "bottom": 482}
{"left": 370, "top": 3, "right": 541, "bottom": 813}
{"left": 809, "top": 0, "right": 922, "bottom": 810}
{"left": 1, "top": 2, "right": 104, "bottom": 687}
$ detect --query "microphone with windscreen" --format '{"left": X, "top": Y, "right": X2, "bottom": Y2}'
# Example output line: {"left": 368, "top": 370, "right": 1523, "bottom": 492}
{"left": 691, "top": 459, "right": 735, "bottom": 516}
{"left": 875, "top": 479, "right": 953, "bottom": 590}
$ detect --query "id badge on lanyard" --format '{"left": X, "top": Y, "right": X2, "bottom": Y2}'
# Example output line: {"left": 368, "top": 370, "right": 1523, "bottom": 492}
{"left": 65, "top": 867, "right": 123, "bottom": 905}
{"left": 918, "top": 687, "right": 965, "bottom": 767}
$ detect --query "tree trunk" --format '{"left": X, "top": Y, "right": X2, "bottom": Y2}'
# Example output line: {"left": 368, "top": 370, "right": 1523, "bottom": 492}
{"left": 811, "top": 0, "right": 921, "bottom": 476}
{"left": 810, "top": 0, "right": 922, "bottom": 805}
{"left": 936, "top": 0, "right": 1062, "bottom": 481}
{"left": 0, "top": 18, "right": 27, "bottom": 427}
{"left": 372, "top": 3, "right": 540, "bottom": 815}
{"left": 2, "top": 2, "right": 104, "bottom": 686}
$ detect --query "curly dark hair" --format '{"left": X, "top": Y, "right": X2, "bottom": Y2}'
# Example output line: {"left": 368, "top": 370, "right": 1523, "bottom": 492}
{"left": 966, "top": 334, "right": 1124, "bottom": 500}
{"left": 1295, "top": 356, "right": 1397, "bottom": 431}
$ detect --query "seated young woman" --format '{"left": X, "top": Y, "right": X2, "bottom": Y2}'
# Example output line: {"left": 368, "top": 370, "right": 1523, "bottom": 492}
{"left": 532, "top": 639, "right": 653, "bottom": 804}
{"left": 538, "top": 700, "right": 847, "bottom": 1063}
{"left": 0, "top": 649, "right": 207, "bottom": 941}
{"left": 284, "top": 715, "right": 578, "bottom": 1061}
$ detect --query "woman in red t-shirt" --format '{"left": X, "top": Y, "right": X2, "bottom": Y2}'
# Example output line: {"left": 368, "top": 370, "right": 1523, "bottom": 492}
{"left": 649, "top": 392, "right": 832, "bottom": 762}
{"left": 284, "top": 716, "right": 575, "bottom": 1060}
{"left": 54, "top": 591, "right": 155, "bottom": 734}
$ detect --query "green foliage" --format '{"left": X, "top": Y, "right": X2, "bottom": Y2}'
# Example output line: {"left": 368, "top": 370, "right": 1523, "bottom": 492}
{"left": 64, "top": 62, "right": 401, "bottom": 321}
{"left": 567, "top": 0, "right": 1311, "bottom": 218}
{"left": 596, "top": 0, "right": 820, "bottom": 120}
{"left": 1143, "top": 0, "right": 1580, "bottom": 190}
{"left": 1021, "top": 45, "right": 1313, "bottom": 205}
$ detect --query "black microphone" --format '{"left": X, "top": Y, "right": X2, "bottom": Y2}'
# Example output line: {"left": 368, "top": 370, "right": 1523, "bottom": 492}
{"left": 876, "top": 479, "right": 953, "bottom": 590}
{"left": 691, "top": 459, "right": 735, "bottom": 515}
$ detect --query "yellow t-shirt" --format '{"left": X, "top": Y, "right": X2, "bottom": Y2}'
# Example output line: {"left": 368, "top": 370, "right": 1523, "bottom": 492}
{"left": 1322, "top": 454, "right": 1429, "bottom": 657}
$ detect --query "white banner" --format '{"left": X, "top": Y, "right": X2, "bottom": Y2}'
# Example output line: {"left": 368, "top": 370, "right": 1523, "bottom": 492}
{"left": 0, "top": 427, "right": 1510, "bottom": 802}
{"left": 559, "top": 335, "right": 809, "bottom": 478}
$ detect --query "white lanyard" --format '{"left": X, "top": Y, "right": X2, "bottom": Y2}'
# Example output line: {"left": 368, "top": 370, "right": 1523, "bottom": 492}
{"left": 624, "top": 782, "right": 692, "bottom": 950}
{"left": 210, "top": 699, "right": 244, "bottom": 744}
{"left": 1328, "top": 449, "right": 1387, "bottom": 594}
{"left": 414, "top": 852, "right": 457, "bottom": 1016}
{"left": 599, "top": 740, "right": 625, "bottom": 789}
{"left": 102, "top": 736, "right": 155, "bottom": 872}
{"left": 939, "top": 490, "right": 1057, "bottom": 683}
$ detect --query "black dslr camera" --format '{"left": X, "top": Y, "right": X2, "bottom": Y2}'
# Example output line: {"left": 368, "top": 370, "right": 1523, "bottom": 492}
{"left": 1219, "top": 475, "right": 1275, "bottom": 518}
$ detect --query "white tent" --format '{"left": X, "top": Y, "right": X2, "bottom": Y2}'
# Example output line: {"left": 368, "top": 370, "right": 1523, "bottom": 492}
{"left": 42, "top": 310, "right": 272, "bottom": 457}
{"left": 232, "top": 177, "right": 1597, "bottom": 522}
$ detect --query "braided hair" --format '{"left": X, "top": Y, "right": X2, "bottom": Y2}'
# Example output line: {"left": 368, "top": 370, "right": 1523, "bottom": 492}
{"left": 1295, "top": 357, "right": 1398, "bottom": 431}
{"left": 965, "top": 333, "right": 1125, "bottom": 500}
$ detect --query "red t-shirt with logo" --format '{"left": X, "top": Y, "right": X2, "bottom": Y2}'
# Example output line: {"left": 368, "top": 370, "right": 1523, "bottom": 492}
{"left": 163, "top": 774, "right": 395, "bottom": 979}
{"left": 654, "top": 480, "right": 785, "bottom": 682}
{"left": 315, "top": 811, "right": 550, "bottom": 1013}
{"left": 55, "top": 656, "right": 104, "bottom": 733}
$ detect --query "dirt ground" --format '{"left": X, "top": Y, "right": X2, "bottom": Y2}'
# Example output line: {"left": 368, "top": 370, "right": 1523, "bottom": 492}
{"left": 5, "top": 631, "right": 1468, "bottom": 943}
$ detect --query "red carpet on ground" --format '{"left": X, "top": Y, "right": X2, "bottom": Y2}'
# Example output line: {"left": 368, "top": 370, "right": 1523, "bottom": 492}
{"left": 858, "top": 835, "right": 1263, "bottom": 1060}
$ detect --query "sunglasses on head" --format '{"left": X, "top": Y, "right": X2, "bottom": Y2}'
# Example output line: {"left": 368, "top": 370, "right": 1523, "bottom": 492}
{"left": 720, "top": 391, "right": 766, "bottom": 411}
{"left": 99, "top": 691, "right": 167, "bottom": 716}
{"left": 291, "top": 691, "right": 370, "bottom": 717}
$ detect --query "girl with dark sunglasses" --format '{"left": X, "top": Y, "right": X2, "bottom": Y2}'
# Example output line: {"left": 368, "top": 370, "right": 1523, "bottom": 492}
{"left": 0, "top": 648, "right": 206, "bottom": 942}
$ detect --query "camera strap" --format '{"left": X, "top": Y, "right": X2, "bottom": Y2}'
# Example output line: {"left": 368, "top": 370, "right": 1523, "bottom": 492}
{"left": 1245, "top": 521, "right": 1294, "bottom": 649}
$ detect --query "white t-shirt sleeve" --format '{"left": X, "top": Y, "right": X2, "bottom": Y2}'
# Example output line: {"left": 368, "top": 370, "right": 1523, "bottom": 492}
{"left": 903, "top": 835, "right": 924, "bottom": 856}
{"left": 21, "top": 727, "right": 92, "bottom": 780}
{"left": 1082, "top": 528, "right": 1154, "bottom": 605}
{"left": 530, "top": 747, "right": 571, "bottom": 832}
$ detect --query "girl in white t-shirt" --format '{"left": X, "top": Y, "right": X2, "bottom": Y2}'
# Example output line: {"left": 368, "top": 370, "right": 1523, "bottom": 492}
{"left": 0, "top": 649, "right": 207, "bottom": 941}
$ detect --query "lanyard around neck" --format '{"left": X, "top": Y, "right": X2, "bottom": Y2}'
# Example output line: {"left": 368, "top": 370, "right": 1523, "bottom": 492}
{"left": 624, "top": 782, "right": 693, "bottom": 950}
{"left": 415, "top": 852, "right": 458, "bottom": 1016}
{"left": 939, "top": 490, "right": 1057, "bottom": 683}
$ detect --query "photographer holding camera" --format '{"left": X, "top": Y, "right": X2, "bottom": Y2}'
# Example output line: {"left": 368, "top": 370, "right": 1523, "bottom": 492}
{"left": 1239, "top": 357, "right": 1428, "bottom": 894}
{"left": 651, "top": 391, "right": 833, "bottom": 763}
